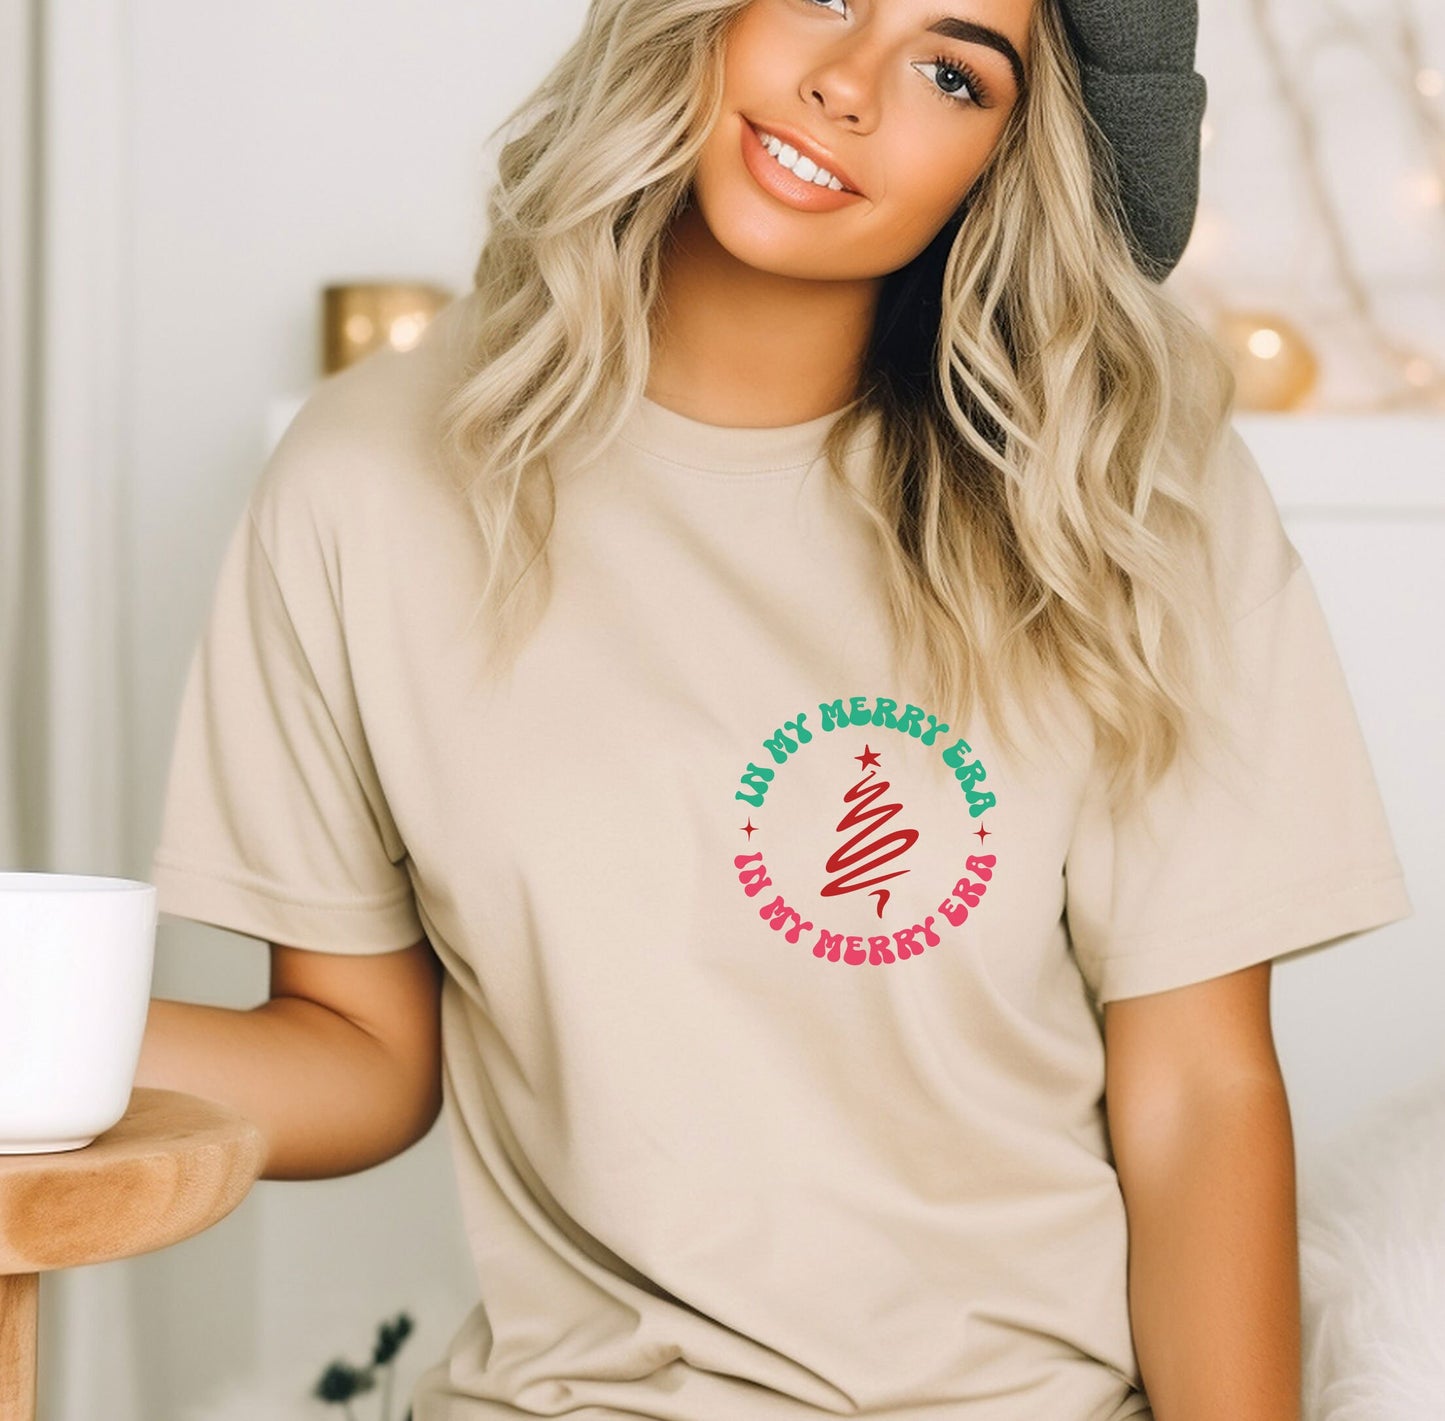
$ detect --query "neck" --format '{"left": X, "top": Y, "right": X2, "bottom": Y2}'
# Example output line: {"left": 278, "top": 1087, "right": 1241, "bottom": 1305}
{"left": 644, "top": 201, "right": 882, "bottom": 428}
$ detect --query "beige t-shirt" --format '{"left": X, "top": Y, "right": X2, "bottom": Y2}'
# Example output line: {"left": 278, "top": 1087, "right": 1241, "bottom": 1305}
{"left": 150, "top": 295, "right": 1412, "bottom": 1421}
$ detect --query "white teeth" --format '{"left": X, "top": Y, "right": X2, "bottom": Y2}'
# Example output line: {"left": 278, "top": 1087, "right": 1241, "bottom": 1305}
{"left": 755, "top": 129, "right": 847, "bottom": 192}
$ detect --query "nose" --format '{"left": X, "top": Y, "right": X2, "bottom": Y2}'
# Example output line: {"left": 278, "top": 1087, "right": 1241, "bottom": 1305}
{"left": 807, "top": 86, "right": 860, "bottom": 125}
{"left": 798, "top": 36, "right": 878, "bottom": 130}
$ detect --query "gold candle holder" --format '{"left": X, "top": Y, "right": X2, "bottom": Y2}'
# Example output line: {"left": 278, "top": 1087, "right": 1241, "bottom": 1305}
{"left": 321, "top": 281, "right": 455, "bottom": 375}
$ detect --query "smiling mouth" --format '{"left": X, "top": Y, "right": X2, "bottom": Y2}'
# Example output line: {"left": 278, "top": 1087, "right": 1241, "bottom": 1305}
{"left": 746, "top": 119, "right": 862, "bottom": 196}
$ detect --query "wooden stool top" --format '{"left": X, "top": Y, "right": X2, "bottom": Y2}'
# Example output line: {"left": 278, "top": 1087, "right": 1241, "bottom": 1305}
{"left": 0, "top": 1088, "right": 265, "bottom": 1275}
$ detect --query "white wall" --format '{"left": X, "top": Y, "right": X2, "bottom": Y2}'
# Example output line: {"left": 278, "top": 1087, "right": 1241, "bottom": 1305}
{"left": 96, "top": 2, "right": 1443, "bottom": 1418}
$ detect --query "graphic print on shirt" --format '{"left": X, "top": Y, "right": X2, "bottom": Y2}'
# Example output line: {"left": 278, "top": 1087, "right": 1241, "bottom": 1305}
{"left": 732, "top": 693, "right": 998, "bottom": 966}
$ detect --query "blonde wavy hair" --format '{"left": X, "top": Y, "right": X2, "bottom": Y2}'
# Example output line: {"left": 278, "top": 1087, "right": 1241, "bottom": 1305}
{"left": 436, "top": 0, "right": 1242, "bottom": 819}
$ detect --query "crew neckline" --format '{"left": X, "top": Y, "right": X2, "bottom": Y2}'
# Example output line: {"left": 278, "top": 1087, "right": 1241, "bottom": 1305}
{"left": 618, "top": 393, "right": 878, "bottom": 475}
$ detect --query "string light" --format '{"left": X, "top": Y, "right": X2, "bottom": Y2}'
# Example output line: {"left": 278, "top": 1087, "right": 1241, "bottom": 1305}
{"left": 1195, "top": 0, "right": 1445, "bottom": 412}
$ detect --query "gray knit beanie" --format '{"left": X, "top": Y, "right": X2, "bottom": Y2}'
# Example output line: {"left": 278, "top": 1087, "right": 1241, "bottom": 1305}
{"left": 1057, "top": 0, "right": 1208, "bottom": 281}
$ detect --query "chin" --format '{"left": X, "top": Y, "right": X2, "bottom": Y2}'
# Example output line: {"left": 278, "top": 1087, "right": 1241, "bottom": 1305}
{"left": 690, "top": 190, "right": 862, "bottom": 282}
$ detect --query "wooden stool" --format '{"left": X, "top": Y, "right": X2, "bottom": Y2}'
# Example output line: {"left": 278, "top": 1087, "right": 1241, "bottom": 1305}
{"left": 0, "top": 1088, "right": 265, "bottom": 1421}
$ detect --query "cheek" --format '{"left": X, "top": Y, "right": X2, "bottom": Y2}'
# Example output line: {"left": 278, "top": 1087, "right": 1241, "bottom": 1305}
{"left": 872, "top": 134, "right": 983, "bottom": 240}
{"left": 718, "top": 7, "right": 789, "bottom": 107}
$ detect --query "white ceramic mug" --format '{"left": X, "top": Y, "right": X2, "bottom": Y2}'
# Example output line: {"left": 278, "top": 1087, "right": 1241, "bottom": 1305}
{"left": 0, "top": 873, "right": 157, "bottom": 1154}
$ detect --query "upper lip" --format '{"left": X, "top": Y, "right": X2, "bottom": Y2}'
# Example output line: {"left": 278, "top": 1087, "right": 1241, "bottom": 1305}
{"left": 747, "top": 118, "right": 863, "bottom": 196}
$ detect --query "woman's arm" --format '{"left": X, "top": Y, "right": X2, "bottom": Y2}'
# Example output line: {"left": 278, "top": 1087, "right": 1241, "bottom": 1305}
{"left": 135, "top": 939, "right": 444, "bottom": 1182}
{"left": 1103, "top": 961, "right": 1302, "bottom": 1421}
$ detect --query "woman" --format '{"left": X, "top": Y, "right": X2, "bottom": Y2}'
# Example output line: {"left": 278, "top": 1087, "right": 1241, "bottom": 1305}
{"left": 144, "top": 1, "right": 1413, "bottom": 1417}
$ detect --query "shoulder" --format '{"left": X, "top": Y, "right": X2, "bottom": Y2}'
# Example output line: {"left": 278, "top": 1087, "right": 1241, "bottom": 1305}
{"left": 1202, "top": 420, "right": 1304, "bottom": 621}
{"left": 247, "top": 291, "right": 483, "bottom": 569}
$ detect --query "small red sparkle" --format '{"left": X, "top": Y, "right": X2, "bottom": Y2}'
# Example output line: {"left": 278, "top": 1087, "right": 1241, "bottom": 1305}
{"left": 973, "top": 824, "right": 991, "bottom": 844}
{"left": 740, "top": 819, "right": 760, "bottom": 839}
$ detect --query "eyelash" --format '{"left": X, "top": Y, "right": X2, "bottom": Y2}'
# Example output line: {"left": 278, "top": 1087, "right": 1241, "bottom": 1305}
{"left": 800, "top": 1, "right": 992, "bottom": 110}
{"left": 917, "top": 54, "right": 990, "bottom": 109}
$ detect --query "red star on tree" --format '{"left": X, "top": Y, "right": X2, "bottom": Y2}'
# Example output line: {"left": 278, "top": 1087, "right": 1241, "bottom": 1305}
{"left": 855, "top": 744, "right": 882, "bottom": 770}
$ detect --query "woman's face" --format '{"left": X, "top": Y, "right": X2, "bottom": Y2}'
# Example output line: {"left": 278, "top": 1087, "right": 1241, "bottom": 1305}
{"left": 690, "top": 0, "right": 1034, "bottom": 282}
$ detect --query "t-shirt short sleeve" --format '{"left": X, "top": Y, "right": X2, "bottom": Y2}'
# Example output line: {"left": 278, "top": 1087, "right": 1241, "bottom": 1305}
{"left": 1063, "top": 430, "right": 1413, "bottom": 1005}
{"left": 149, "top": 444, "right": 425, "bottom": 955}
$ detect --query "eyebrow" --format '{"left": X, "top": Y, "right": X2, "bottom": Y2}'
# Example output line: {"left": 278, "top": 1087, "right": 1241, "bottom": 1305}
{"left": 925, "top": 15, "right": 1028, "bottom": 96}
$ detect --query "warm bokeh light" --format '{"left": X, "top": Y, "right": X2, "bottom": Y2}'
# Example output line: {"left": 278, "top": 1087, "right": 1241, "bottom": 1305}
{"left": 389, "top": 315, "right": 424, "bottom": 351}
{"left": 1409, "top": 172, "right": 1445, "bottom": 208}
{"left": 1248, "top": 327, "right": 1285, "bottom": 360}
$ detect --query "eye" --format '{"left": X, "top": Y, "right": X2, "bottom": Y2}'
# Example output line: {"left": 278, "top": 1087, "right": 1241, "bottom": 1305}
{"left": 912, "top": 55, "right": 990, "bottom": 108}
{"left": 802, "top": 0, "right": 848, "bottom": 14}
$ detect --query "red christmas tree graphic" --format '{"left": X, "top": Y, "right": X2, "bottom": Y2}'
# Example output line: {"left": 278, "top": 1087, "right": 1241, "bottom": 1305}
{"left": 819, "top": 745, "right": 920, "bottom": 919}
